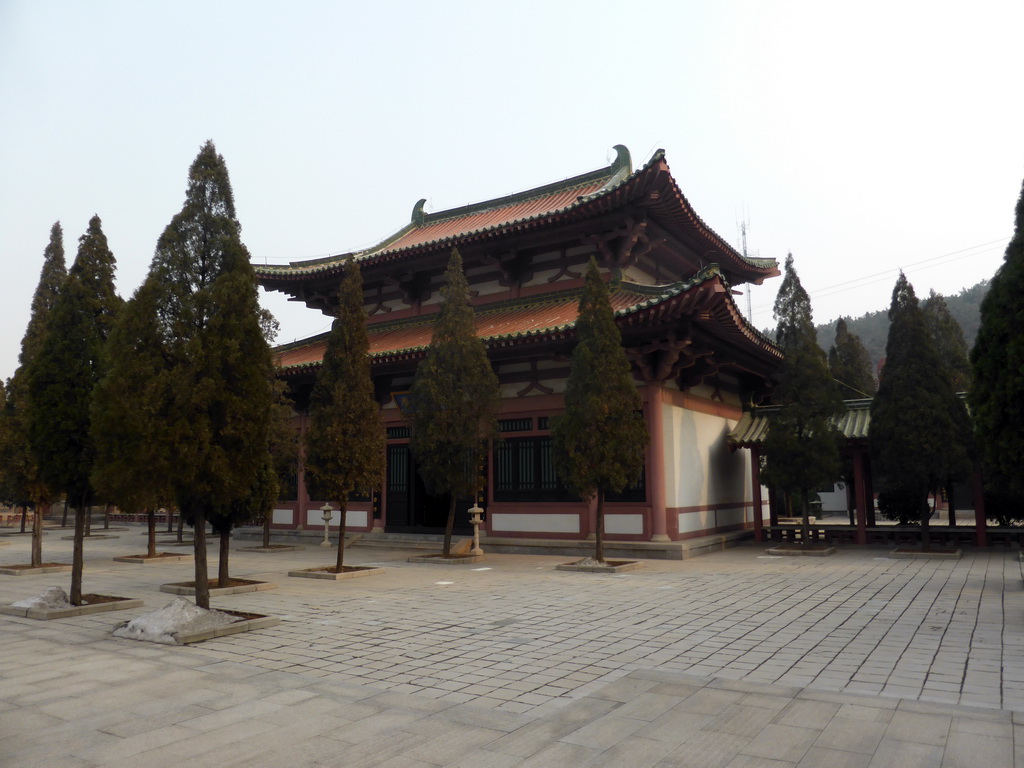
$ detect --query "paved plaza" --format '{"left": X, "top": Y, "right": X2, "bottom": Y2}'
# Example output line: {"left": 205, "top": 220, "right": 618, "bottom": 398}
{"left": 1, "top": 527, "right": 1023, "bottom": 766}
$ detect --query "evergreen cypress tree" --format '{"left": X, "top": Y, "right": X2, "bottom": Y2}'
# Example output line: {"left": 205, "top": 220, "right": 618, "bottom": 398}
{"left": 828, "top": 318, "right": 877, "bottom": 398}
{"left": 91, "top": 279, "right": 174, "bottom": 558}
{"left": 971, "top": 178, "right": 1024, "bottom": 512}
{"left": 141, "top": 141, "right": 277, "bottom": 609}
{"left": 28, "top": 216, "right": 121, "bottom": 603}
{"left": 304, "top": 259, "right": 385, "bottom": 571}
{"left": 551, "top": 258, "right": 648, "bottom": 564}
{"left": 922, "top": 290, "right": 973, "bottom": 525}
{"left": 3, "top": 223, "right": 66, "bottom": 563}
{"left": 263, "top": 380, "right": 299, "bottom": 549}
{"left": 923, "top": 291, "right": 972, "bottom": 392}
{"left": 870, "top": 273, "right": 966, "bottom": 547}
{"left": 760, "top": 254, "right": 844, "bottom": 545}
{"left": 408, "top": 249, "right": 501, "bottom": 558}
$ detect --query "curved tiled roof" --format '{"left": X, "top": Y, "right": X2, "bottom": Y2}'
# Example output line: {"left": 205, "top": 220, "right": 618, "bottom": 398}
{"left": 274, "top": 267, "right": 777, "bottom": 376}
{"left": 727, "top": 398, "right": 874, "bottom": 448}
{"left": 255, "top": 147, "right": 778, "bottom": 285}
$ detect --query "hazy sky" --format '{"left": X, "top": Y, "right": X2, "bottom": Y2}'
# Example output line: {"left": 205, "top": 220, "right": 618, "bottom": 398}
{"left": 2, "top": 1, "right": 1021, "bottom": 381}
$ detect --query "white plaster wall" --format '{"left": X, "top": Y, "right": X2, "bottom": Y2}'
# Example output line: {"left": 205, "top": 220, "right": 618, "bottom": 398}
{"left": 661, "top": 404, "right": 748, "bottom": 510}
{"left": 605, "top": 514, "right": 644, "bottom": 535}
{"left": 678, "top": 506, "right": 747, "bottom": 533}
{"left": 305, "top": 509, "right": 368, "bottom": 528}
{"left": 491, "top": 513, "right": 579, "bottom": 533}
{"left": 272, "top": 508, "right": 294, "bottom": 525}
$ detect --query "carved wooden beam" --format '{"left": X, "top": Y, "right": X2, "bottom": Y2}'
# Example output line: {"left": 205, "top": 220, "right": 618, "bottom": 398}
{"left": 547, "top": 249, "right": 582, "bottom": 283}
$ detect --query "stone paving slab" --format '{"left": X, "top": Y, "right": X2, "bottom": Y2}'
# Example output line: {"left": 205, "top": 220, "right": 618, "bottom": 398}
{"left": 1, "top": 527, "right": 1024, "bottom": 765}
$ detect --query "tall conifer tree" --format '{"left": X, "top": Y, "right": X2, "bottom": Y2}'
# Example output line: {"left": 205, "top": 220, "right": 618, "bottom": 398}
{"left": 91, "top": 280, "right": 173, "bottom": 558}
{"left": 971, "top": 177, "right": 1024, "bottom": 512}
{"left": 828, "top": 318, "right": 876, "bottom": 398}
{"left": 923, "top": 291, "right": 972, "bottom": 392}
{"left": 139, "top": 141, "right": 277, "bottom": 609}
{"left": 305, "top": 259, "right": 385, "bottom": 571}
{"left": 408, "top": 249, "right": 501, "bottom": 558}
{"left": 3, "top": 223, "right": 65, "bottom": 563}
{"left": 551, "top": 258, "right": 648, "bottom": 564}
{"left": 870, "top": 273, "right": 966, "bottom": 547}
{"left": 29, "top": 216, "right": 121, "bottom": 603}
{"left": 760, "top": 254, "right": 843, "bottom": 544}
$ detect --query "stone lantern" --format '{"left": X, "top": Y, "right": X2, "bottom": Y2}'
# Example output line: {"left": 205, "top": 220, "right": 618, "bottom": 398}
{"left": 320, "top": 504, "right": 334, "bottom": 548}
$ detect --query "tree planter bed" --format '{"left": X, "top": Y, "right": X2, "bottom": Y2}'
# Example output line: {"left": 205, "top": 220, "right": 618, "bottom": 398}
{"left": 407, "top": 553, "right": 486, "bottom": 565}
{"left": 61, "top": 534, "right": 120, "bottom": 541}
{"left": 0, "top": 563, "right": 72, "bottom": 575}
{"left": 890, "top": 548, "right": 961, "bottom": 559}
{"left": 160, "top": 578, "right": 277, "bottom": 596}
{"left": 113, "top": 554, "right": 193, "bottom": 564}
{"left": 0, "top": 595, "right": 143, "bottom": 620}
{"left": 113, "top": 599, "right": 279, "bottom": 645}
{"left": 288, "top": 565, "right": 384, "bottom": 580}
{"left": 238, "top": 545, "right": 304, "bottom": 553}
{"left": 765, "top": 544, "right": 837, "bottom": 557}
{"left": 167, "top": 612, "right": 280, "bottom": 644}
{"left": 556, "top": 559, "right": 641, "bottom": 573}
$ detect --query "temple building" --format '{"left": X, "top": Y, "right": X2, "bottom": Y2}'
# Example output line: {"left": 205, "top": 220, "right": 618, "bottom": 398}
{"left": 254, "top": 146, "right": 784, "bottom": 550}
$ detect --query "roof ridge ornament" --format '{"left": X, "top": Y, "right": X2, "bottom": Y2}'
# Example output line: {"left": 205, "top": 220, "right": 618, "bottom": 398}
{"left": 411, "top": 198, "right": 427, "bottom": 226}
{"left": 611, "top": 144, "right": 632, "bottom": 175}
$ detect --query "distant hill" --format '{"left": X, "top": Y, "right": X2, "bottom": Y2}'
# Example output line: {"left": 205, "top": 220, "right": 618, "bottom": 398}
{"left": 814, "top": 280, "right": 990, "bottom": 368}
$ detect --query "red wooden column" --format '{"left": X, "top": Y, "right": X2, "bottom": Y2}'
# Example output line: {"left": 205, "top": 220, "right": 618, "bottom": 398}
{"left": 750, "top": 446, "right": 764, "bottom": 543}
{"left": 295, "top": 411, "right": 309, "bottom": 530}
{"left": 646, "top": 383, "right": 670, "bottom": 542}
{"left": 973, "top": 464, "right": 987, "bottom": 547}
{"left": 852, "top": 448, "right": 868, "bottom": 545}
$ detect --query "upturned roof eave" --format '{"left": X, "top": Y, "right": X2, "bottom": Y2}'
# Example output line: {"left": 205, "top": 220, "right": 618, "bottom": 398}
{"left": 254, "top": 148, "right": 779, "bottom": 285}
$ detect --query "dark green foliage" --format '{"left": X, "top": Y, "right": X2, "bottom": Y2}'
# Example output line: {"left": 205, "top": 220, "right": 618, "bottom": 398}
{"left": 870, "top": 273, "right": 968, "bottom": 545}
{"left": 263, "top": 380, "right": 299, "bottom": 548}
{"left": 551, "top": 258, "right": 648, "bottom": 563}
{"left": 923, "top": 291, "right": 972, "bottom": 392}
{"left": 20, "top": 223, "right": 67, "bottom": 370}
{"left": 408, "top": 249, "right": 501, "bottom": 557}
{"left": 760, "top": 254, "right": 844, "bottom": 542}
{"left": 971, "top": 178, "right": 1024, "bottom": 509}
{"left": 304, "top": 259, "right": 385, "bottom": 570}
{"left": 1, "top": 223, "right": 66, "bottom": 564}
{"left": 814, "top": 280, "right": 990, "bottom": 369}
{"left": 828, "top": 318, "right": 876, "bottom": 398}
{"left": 137, "top": 141, "right": 277, "bottom": 607}
{"left": 28, "top": 216, "right": 121, "bottom": 603}
{"left": 91, "top": 279, "right": 174, "bottom": 557}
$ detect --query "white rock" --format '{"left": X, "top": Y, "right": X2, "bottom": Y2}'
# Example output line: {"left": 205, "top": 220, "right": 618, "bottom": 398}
{"left": 113, "top": 597, "right": 242, "bottom": 644}
{"left": 12, "top": 586, "right": 72, "bottom": 610}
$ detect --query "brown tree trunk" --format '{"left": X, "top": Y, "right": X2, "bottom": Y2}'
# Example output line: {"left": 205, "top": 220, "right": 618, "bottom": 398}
{"left": 166, "top": 507, "right": 174, "bottom": 533}
{"left": 85, "top": 505, "right": 92, "bottom": 536}
{"left": 176, "top": 511, "right": 184, "bottom": 542}
{"left": 103, "top": 503, "right": 110, "bottom": 530}
{"left": 193, "top": 509, "right": 210, "bottom": 610}
{"left": 31, "top": 506, "right": 43, "bottom": 567}
{"left": 595, "top": 490, "right": 605, "bottom": 563}
{"left": 443, "top": 494, "right": 456, "bottom": 558}
{"left": 62, "top": 499, "right": 68, "bottom": 527}
{"left": 217, "top": 527, "right": 230, "bottom": 586}
{"left": 801, "top": 487, "right": 812, "bottom": 545}
{"left": 262, "top": 508, "right": 271, "bottom": 549}
{"left": 947, "top": 480, "right": 957, "bottom": 527}
{"left": 19, "top": 503, "right": 27, "bottom": 533}
{"left": 70, "top": 504, "right": 85, "bottom": 606}
{"left": 147, "top": 507, "right": 157, "bottom": 558}
{"left": 335, "top": 501, "right": 348, "bottom": 571}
